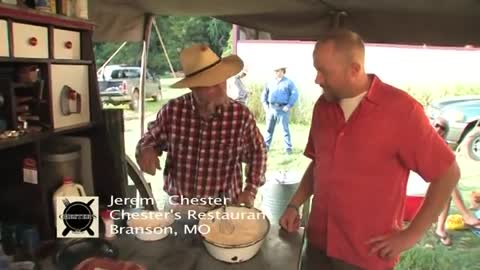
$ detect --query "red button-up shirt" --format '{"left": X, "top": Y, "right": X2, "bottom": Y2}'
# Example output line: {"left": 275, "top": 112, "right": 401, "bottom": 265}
{"left": 137, "top": 93, "right": 267, "bottom": 200}
{"left": 304, "top": 75, "right": 455, "bottom": 270}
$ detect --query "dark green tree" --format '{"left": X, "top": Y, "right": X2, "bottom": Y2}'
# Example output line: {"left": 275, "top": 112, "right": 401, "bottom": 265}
{"left": 94, "top": 16, "right": 232, "bottom": 77}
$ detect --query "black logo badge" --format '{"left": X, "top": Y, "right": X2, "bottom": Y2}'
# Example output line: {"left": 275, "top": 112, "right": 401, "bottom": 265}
{"left": 57, "top": 197, "right": 99, "bottom": 238}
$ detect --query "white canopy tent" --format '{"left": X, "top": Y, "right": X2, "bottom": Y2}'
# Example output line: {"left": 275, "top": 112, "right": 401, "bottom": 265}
{"left": 90, "top": 0, "right": 480, "bottom": 46}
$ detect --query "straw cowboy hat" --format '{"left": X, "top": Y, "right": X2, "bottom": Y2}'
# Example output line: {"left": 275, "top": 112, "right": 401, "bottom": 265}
{"left": 171, "top": 44, "right": 244, "bottom": 88}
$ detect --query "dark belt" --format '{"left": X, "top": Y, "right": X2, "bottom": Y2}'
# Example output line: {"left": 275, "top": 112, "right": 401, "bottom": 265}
{"left": 270, "top": 102, "right": 287, "bottom": 107}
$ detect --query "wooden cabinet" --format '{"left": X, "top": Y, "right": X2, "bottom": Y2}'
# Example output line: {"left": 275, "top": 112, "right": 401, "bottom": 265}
{"left": 0, "top": 19, "right": 8, "bottom": 57}
{"left": 0, "top": 3, "right": 109, "bottom": 240}
{"left": 53, "top": 28, "right": 80, "bottom": 59}
{"left": 51, "top": 64, "right": 90, "bottom": 128}
{"left": 12, "top": 22, "right": 49, "bottom": 59}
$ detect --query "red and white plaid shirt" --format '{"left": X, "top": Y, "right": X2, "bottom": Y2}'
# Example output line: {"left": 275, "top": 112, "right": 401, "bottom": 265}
{"left": 136, "top": 93, "right": 267, "bottom": 200}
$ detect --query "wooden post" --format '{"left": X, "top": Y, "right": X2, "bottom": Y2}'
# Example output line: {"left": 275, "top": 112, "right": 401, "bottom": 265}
{"left": 91, "top": 109, "right": 128, "bottom": 206}
{"left": 152, "top": 20, "right": 176, "bottom": 78}
{"left": 232, "top": 24, "right": 238, "bottom": 54}
{"left": 139, "top": 15, "right": 154, "bottom": 137}
{"left": 96, "top": 41, "right": 127, "bottom": 78}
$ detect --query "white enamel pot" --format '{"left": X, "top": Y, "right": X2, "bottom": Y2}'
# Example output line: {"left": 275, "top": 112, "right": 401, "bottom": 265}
{"left": 199, "top": 206, "right": 270, "bottom": 263}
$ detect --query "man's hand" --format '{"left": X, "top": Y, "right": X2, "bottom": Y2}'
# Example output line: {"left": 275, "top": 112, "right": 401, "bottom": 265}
{"left": 138, "top": 147, "right": 160, "bottom": 175}
{"left": 236, "top": 190, "right": 255, "bottom": 207}
{"left": 280, "top": 205, "right": 301, "bottom": 232}
{"left": 282, "top": 106, "right": 290, "bottom": 112}
{"left": 366, "top": 228, "right": 422, "bottom": 260}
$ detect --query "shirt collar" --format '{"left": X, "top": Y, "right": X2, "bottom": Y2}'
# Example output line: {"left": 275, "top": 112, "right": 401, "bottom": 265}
{"left": 364, "top": 74, "right": 383, "bottom": 105}
{"left": 275, "top": 76, "right": 286, "bottom": 83}
{"left": 188, "top": 93, "right": 226, "bottom": 119}
{"left": 318, "top": 74, "right": 382, "bottom": 105}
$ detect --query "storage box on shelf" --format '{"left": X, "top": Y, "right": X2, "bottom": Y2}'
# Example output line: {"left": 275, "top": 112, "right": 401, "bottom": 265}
{"left": 12, "top": 22, "right": 49, "bottom": 59}
{"left": 53, "top": 28, "right": 80, "bottom": 60}
{"left": 51, "top": 64, "right": 89, "bottom": 129}
{"left": 0, "top": 2, "right": 97, "bottom": 148}
{"left": 0, "top": 19, "right": 8, "bottom": 56}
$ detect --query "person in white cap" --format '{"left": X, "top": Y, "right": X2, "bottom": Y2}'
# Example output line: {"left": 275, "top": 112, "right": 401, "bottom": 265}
{"left": 227, "top": 69, "right": 249, "bottom": 104}
{"left": 261, "top": 65, "right": 299, "bottom": 154}
{"left": 135, "top": 44, "right": 267, "bottom": 208}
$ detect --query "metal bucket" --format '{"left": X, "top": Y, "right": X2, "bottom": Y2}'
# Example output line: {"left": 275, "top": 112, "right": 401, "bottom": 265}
{"left": 260, "top": 171, "right": 301, "bottom": 224}
{"left": 41, "top": 142, "right": 82, "bottom": 196}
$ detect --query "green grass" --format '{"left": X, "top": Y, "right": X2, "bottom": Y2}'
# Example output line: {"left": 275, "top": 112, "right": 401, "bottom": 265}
{"left": 397, "top": 226, "right": 480, "bottom": 270}
{"left": 397, "top": 155, "right": 480, "bottom": 270}
{"left": 256, "top": 123, "right": 311, "bottom": 173}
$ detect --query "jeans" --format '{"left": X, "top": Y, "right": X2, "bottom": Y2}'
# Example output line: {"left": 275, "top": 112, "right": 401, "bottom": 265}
{"left": 264, "top": 105, "right": 292, "bottom": 152}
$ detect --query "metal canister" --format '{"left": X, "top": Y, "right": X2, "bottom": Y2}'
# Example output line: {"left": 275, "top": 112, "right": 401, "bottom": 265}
{"left": 74, "top": 0, "right": 88, "bottom": 19}
{"left": 49, "top": 0, "right": 56, "bottom": 13}
{"left": 41, "top": 141, "right": 82, "bottom": 197}
{"left": 60, "top": 0, "right": 72, "bottom": 16}
{"left": 260, "top": 171, "right": 301, "bottom": 223}
{"left": 34, "top": 0, "right": 50, "bottom": 12}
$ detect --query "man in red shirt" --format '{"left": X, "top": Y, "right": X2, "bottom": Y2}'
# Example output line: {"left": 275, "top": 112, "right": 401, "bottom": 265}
{"left": 136, "top": 44, "right": 267, "bottom": 208}
{"left": 280, "top": 30, "right": 460, "bottom": 270}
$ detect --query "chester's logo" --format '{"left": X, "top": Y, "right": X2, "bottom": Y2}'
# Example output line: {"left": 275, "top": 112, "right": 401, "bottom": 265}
{"left": 56, "top": 196, "right": 99, "bottom": 238}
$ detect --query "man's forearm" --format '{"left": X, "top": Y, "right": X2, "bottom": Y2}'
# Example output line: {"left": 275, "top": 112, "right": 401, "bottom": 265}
{"left": 244, "top": 152, "right": 267, "bottom": 196}
{"left": 289, "top": 161, "right": 314, "bottom": 207}
{"left": 408, "top": 161, "right": 460, "bottom": 235}
{"left": 244, "top": 140, "right": 267, "bottom": 196}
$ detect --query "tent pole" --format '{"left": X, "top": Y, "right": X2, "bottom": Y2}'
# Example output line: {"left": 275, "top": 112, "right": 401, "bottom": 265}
{"left": 232, "top": 24, "right": 238, "bottom": 54}
{"left": 97, "top": 41, "right": 127, "bottom": 77}
{"left": 139, "top": 15, "right": 154, "bottom": 137}
{"left": 152, "top": 19, "right": 176, "bottom": 78}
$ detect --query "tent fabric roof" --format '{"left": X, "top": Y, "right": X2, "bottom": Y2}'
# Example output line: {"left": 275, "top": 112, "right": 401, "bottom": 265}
{"left": 90, "top": 0, "right": 480, "bottom": 46}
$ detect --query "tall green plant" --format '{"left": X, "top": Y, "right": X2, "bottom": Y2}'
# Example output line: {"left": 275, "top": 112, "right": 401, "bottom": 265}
{"left": 245, "top": 82, "right": 316, "bottom": 125}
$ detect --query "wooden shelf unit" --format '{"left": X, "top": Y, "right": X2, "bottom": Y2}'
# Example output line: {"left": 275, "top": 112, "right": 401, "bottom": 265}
{"left": 0, "top": 3, "right": 115, "bottom": 240}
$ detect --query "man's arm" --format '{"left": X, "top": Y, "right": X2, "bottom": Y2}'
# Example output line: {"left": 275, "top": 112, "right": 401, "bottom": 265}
{"left": 289, "top": 161, "right": 314, "bottom": 207}
{"left": 135, "top": 106, "right": 169, "bottom": 175}
{"left": 242, "top": 113, "right": 267, "bottom": 197}
{"left": 408, "top": 161, "right": 460, "bottom": 237}
{"left": 367, "top": 102, "right": 458, "bottom": 259}
{"left": 261, "top": 83, "right": 269, "bottom": 110}
{"left": 402, "top": 103, "right": 459, "bottom": 232}
{"left": 286, "top": 80, "right": 299, "bottom": 109}
{"left": 280, "top": 113, "right": 317, "bottom": 231}
{"left": 280, "top": 161, "right": 314, "bottom": 232}
{"left": 289, "top": 107, "right": 316, "bottom": 208}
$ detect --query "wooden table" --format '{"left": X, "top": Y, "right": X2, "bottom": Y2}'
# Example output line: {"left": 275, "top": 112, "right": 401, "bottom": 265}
{"left": 113, "top": 224, "right": 304, "bottom": 270}
{"left": 41, "top": 224, "right": 304, "bottom": 270}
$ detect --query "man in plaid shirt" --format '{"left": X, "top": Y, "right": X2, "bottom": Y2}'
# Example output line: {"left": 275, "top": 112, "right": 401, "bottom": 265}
{"left": 136, "top": 44, "right": 267, "bottom": 207}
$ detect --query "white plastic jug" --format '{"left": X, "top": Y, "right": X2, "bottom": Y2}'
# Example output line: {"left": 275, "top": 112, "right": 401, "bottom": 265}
{"left": 52, "top": 176, "right": 86, "bottom": 214}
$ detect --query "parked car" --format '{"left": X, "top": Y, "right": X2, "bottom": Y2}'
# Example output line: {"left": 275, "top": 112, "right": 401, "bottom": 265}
{"left": 98, "top": 65, "right": 162, "bottom": 111}
{"left": 426, "top": 96, "right": 480, "bottom": 160}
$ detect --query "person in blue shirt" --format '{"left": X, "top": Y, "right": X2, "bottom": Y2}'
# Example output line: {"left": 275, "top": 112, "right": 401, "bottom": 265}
{"left": 261, "top": 66, "right": 299, "bottom": 154}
